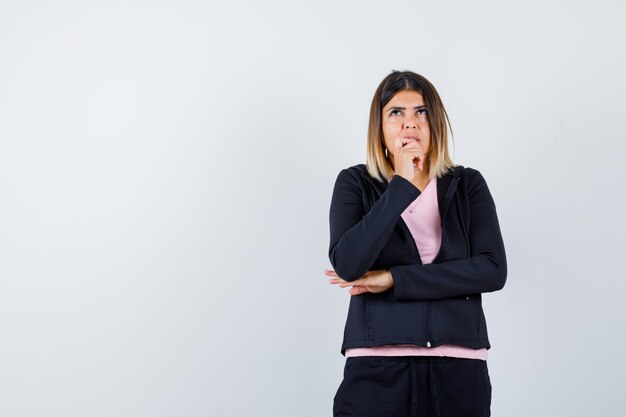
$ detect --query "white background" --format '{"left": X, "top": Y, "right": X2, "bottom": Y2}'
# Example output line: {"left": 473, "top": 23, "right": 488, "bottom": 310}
{"left": 1, "top": 0, "right": 625, "bottom": 416}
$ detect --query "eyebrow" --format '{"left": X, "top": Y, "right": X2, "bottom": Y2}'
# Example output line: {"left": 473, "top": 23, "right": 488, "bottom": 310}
{"left": 386, "top": 105, "right": 427, "bottom": 113}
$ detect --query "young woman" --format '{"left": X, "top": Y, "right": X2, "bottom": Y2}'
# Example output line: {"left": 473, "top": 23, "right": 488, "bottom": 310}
{"left": 324, "top": 70, "right": 507, "bottom": 417}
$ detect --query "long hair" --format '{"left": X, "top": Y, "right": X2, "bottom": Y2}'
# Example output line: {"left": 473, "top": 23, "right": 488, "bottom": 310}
{"left": 365, "top": 70, "right": 458, "bottom": 182}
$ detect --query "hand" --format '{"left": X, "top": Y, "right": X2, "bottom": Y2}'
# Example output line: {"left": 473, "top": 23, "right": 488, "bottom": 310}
{"left": 324, "top": 269, "right": 394, "bottom": 295}
{"left": 395, "top": 138, "right": 426, "bottom": 183}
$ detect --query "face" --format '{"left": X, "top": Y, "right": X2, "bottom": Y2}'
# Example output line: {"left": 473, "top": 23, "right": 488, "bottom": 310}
{"left": 381, "top": 90, "right": 430, "bottom": 166}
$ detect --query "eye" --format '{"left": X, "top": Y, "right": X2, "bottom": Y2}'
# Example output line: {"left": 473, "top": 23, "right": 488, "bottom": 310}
{"left": 417, "top": 108, "right": 428, "bottom": 115}
{"left": 390, "top": 110, "right": 401, "bottom": 116}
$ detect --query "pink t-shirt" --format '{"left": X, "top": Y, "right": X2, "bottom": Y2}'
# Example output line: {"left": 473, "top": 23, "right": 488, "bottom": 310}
{"left": 345, "top": 176, "right": 488, "bottom": 360}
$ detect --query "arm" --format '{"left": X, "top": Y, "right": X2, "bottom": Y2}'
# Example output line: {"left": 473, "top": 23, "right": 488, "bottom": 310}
{"left": 390, "top": 169, "right": 507, "bottom": 301}
{"left": 328, "top": 168, "right": 421, "bottom": 282}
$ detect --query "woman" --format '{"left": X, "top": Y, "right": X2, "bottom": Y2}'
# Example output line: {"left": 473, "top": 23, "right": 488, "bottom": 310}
{"left": 324, "top": 70, "right": 507, "bottom": 417}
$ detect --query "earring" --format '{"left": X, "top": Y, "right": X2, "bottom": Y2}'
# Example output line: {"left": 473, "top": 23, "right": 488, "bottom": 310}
{"left": 384, "top": 147, "right": 388, "bottom": 157}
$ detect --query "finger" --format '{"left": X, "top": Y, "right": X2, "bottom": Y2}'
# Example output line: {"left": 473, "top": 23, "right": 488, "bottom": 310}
{"left": 340, "top": 278, "right": 360, "bottom": 288}
{"left": 401, "top": 149, "right": 423, "bottom": 161}
{"left": 399, "top": 144, "right": 420, "bottom": 154}
{"left": 400, "top": 140, "right": 422, "bottom": 151}
{"left": 349, "top": 286, "right": 368, "bottom": 296}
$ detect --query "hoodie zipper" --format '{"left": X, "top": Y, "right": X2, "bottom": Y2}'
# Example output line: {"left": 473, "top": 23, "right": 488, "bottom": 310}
{"left": 428, "top": 174, "right": 461, "bottom": 347}
{"left": 397, "top": 217, "right": 431, "bottom": 347}
{"left": 399, "top": 172, "right": 462, "bottom": 348}
{"left": 425, "top": 296, "right": 431, "bottom": 346}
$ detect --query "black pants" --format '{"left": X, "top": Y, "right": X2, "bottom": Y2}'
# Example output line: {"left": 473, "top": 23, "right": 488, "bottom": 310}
{"left": 333, "top": 356, "right": 492, "bottom": 417}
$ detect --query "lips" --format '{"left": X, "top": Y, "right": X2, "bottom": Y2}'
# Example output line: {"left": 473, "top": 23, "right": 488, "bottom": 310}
{"left": 400, "top": 137, "right": 420, "bottom": 144}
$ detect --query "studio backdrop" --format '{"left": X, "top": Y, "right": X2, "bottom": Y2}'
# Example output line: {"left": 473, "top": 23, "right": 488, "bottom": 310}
{"left": 0, "top": 1, "right": 624, "bottom": 416}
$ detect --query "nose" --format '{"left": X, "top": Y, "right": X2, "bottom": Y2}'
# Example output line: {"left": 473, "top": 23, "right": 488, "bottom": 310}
{"left": 403, "top": 114, "right": 419, "bottom": 130}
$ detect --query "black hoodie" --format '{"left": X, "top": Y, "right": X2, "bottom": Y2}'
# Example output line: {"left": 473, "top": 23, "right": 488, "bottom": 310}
{"left": 328, "top": 164, "right": 507, "bottom": 356}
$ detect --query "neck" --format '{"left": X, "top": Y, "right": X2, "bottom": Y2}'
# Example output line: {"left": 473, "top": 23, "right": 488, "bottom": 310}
{"left": 412, "top": 170, "right": 431, "bottom": 185}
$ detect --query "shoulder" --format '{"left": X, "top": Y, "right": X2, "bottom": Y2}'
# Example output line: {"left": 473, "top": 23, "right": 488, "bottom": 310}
{"left": 443, "top": 164, "right": 466, "bottom": 179}
{"left": 334, "top": 163, "right": 368, "bottom": 183}
{"left": 331, "top": 164, "right": 367, "bottom": 197}
{"left": 346, "top": 163, "right": 368, "bottom": 176}
{"left": 458, "top": 165, "right": 486, "bottom": 184}
{"left": 460, "top": 166, "right": 497, "bottom": 201}
{"left": 333, "top": 163, "right": 390, "bottom": 196}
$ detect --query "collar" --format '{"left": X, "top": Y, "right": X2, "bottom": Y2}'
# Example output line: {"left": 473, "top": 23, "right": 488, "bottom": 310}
{"left": 351, "top": 163, "right": 464, "bottom": 222}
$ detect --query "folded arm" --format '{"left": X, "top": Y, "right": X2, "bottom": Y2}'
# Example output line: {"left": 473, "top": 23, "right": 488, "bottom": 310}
{"left": 328, "top": 169, "right": 421, "bottom": 282}
{"left": 390, "top": 169, "right": 507, "bottom": 301}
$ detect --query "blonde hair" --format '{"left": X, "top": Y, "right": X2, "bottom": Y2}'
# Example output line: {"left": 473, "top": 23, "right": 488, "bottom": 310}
{"left": 365, "top": 70, "right": 458, "bottom": 182}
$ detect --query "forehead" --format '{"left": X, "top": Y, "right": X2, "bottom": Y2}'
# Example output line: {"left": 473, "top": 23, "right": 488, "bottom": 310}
{"left": 384, "top": 90, "right": 425, "bottom": 108}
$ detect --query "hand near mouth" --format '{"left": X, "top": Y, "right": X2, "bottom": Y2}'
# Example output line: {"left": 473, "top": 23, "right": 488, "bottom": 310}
{"left": 395, "top": 137, "right": 425, "bottom": 182}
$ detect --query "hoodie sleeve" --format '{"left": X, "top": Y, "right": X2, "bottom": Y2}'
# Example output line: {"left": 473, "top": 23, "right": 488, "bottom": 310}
{"left": 328, "top": 168, "right": 421, "bottom": 282}
{"left": 390, "top": 169, "right": 507, "bottom": 301}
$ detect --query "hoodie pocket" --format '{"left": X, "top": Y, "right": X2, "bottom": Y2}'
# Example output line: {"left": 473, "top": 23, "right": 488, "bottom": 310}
{"left": 430, "top": 295, "right": 480, "bottom": 342}
{"left": 366, "top": 290, "right": 428, "bottom": 343}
